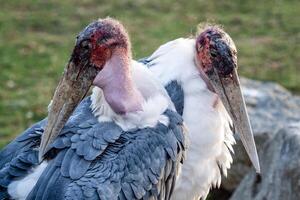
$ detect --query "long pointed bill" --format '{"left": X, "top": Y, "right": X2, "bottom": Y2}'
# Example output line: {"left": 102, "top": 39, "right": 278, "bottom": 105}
{"left": 208, "top": 67, "right": 260, "bottom": 173}
{"left": 39, "top": 60, "right": 98, "bottom": 162}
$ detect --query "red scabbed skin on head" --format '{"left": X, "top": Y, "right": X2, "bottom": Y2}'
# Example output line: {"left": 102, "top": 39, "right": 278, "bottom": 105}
{"left": 90, "top": 32, "right": 111, "bottom": 70}
{"left": 196, "top": 35, "right": 213, "bottom": 74}
{"left": 84, "top": 19, "right": 130, "bottom": 70}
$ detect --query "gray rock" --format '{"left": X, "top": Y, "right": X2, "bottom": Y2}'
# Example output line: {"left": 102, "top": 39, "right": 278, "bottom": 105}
{"left": 221, "top": 78, "right": 300, "bottom": 191}
{"left": 230, "top": 123, "right": 300, "bottom": 200}
{"left": 241, "top": 78, "right": 300, "bottom": 135}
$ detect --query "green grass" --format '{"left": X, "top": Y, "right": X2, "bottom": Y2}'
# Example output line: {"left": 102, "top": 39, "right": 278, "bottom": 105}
{"left": 0, "top": 0, "right": 299, "bottom": 147}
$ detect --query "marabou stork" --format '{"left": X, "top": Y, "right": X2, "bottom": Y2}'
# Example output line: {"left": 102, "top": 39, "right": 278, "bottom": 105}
{"left": 140, "top": 25, "right": 260, "bottom": 199}
{"left": 0, "top": 18, "right": 187, "bottom": 200}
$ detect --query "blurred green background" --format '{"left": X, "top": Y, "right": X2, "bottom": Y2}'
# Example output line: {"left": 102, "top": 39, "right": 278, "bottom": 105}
{"left": 0, "top": 0, "right": 299, "bottom": 147}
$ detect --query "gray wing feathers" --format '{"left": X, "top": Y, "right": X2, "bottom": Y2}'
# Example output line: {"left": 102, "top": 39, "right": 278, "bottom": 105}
{"left": 165, "top": 81, "right": 184, "bottom": 116}
{"left": 1, "top": 97, "right": 186, "bottom": 200}
{"left": 0, "top": 98, "right": 91, "bottom": 199}
{"left": 64, "top": 109, "right": 185, "bottom": 200}
{"left": 0, "top": 120, "right": 45, "bottom": 169}
{"left": 0, "top": 121, "right": 44, "bottom": 200}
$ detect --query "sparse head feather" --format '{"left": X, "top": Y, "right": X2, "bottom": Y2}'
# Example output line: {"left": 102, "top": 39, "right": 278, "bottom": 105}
{"left": 97, "top": 17, "right": 131, "bottom": 53}
{"left": 196, "top": 23, "right": 224, "bottom": 35}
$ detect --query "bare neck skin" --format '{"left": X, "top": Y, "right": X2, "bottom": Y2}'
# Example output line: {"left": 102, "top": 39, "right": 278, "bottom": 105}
{"left": 93, "top": 48, "right": 144, "bottom": 114}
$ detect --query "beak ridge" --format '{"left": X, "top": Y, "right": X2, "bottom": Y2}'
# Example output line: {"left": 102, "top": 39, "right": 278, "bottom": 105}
{"left": 209, "top": 68, "right": 260, "bottom": 173}
{"left": 39, "top": 61, "right": 98, "bottom": 162}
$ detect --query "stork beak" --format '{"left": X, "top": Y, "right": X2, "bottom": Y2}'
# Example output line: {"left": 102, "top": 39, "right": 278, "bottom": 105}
{"left": 39, "top": 58, "right": 98, "bottom": 162}
{"left": 208, "top": 67, "right": 260, "bottom": 173}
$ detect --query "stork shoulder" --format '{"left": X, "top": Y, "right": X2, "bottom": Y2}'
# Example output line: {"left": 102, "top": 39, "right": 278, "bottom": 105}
{"left": 143, "top": 38, "right": 200, "bottom": 85}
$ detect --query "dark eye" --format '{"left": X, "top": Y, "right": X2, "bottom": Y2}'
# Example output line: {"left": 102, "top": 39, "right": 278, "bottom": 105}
{"left": 97, "top": 36, "right": 109, "bottom": 44}
{"left": 210, "top": 49, "right": 218, "bottom": 58}
{"left": 81, "top": 40, "right": 92, "bottom": 50}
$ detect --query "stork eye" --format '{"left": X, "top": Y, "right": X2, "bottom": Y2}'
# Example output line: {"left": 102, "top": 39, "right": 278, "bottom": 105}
{"left": 210, "top": 49, "right": 217, "bottom": 58}
{"left": 81, "top": 40, "right": 92, "bottom": 50}
{"left": 97, "top": 36, "right": 109, "bottom": 44}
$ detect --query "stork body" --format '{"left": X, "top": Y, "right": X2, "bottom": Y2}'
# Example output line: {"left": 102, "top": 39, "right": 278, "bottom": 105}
{"left": 0, "top": 19, "right": 186, "bottom": 200}
{"left": 141, "top": 27, "right": 259, "bottom": 199}
{"left": 141, "top": 38, "right": 233, "bottom": 199}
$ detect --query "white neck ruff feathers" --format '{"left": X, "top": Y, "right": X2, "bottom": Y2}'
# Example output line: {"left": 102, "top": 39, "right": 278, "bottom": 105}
{"left": 90, "top": 87, "right": 170, "bottom": 131}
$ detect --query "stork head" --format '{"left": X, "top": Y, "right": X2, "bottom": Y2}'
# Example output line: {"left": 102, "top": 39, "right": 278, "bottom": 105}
{"left": 195, "top": 26, "right": 260, "bottom": 173}
{"left": 74, "top": 18, "right": 131, "bottom": 70}
{"left": 39, "top": 18, "right": 131, "bottom": 161}
{"left": 196, "top": 26, "right": 237, "bottom": 76}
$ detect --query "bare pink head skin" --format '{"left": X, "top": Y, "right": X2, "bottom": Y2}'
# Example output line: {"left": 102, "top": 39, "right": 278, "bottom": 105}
{"left": 39, "top": 18, "right": 143, "bottom": 160}
{"left": 194, "top": 26, "right": 260, "bottom": 173}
